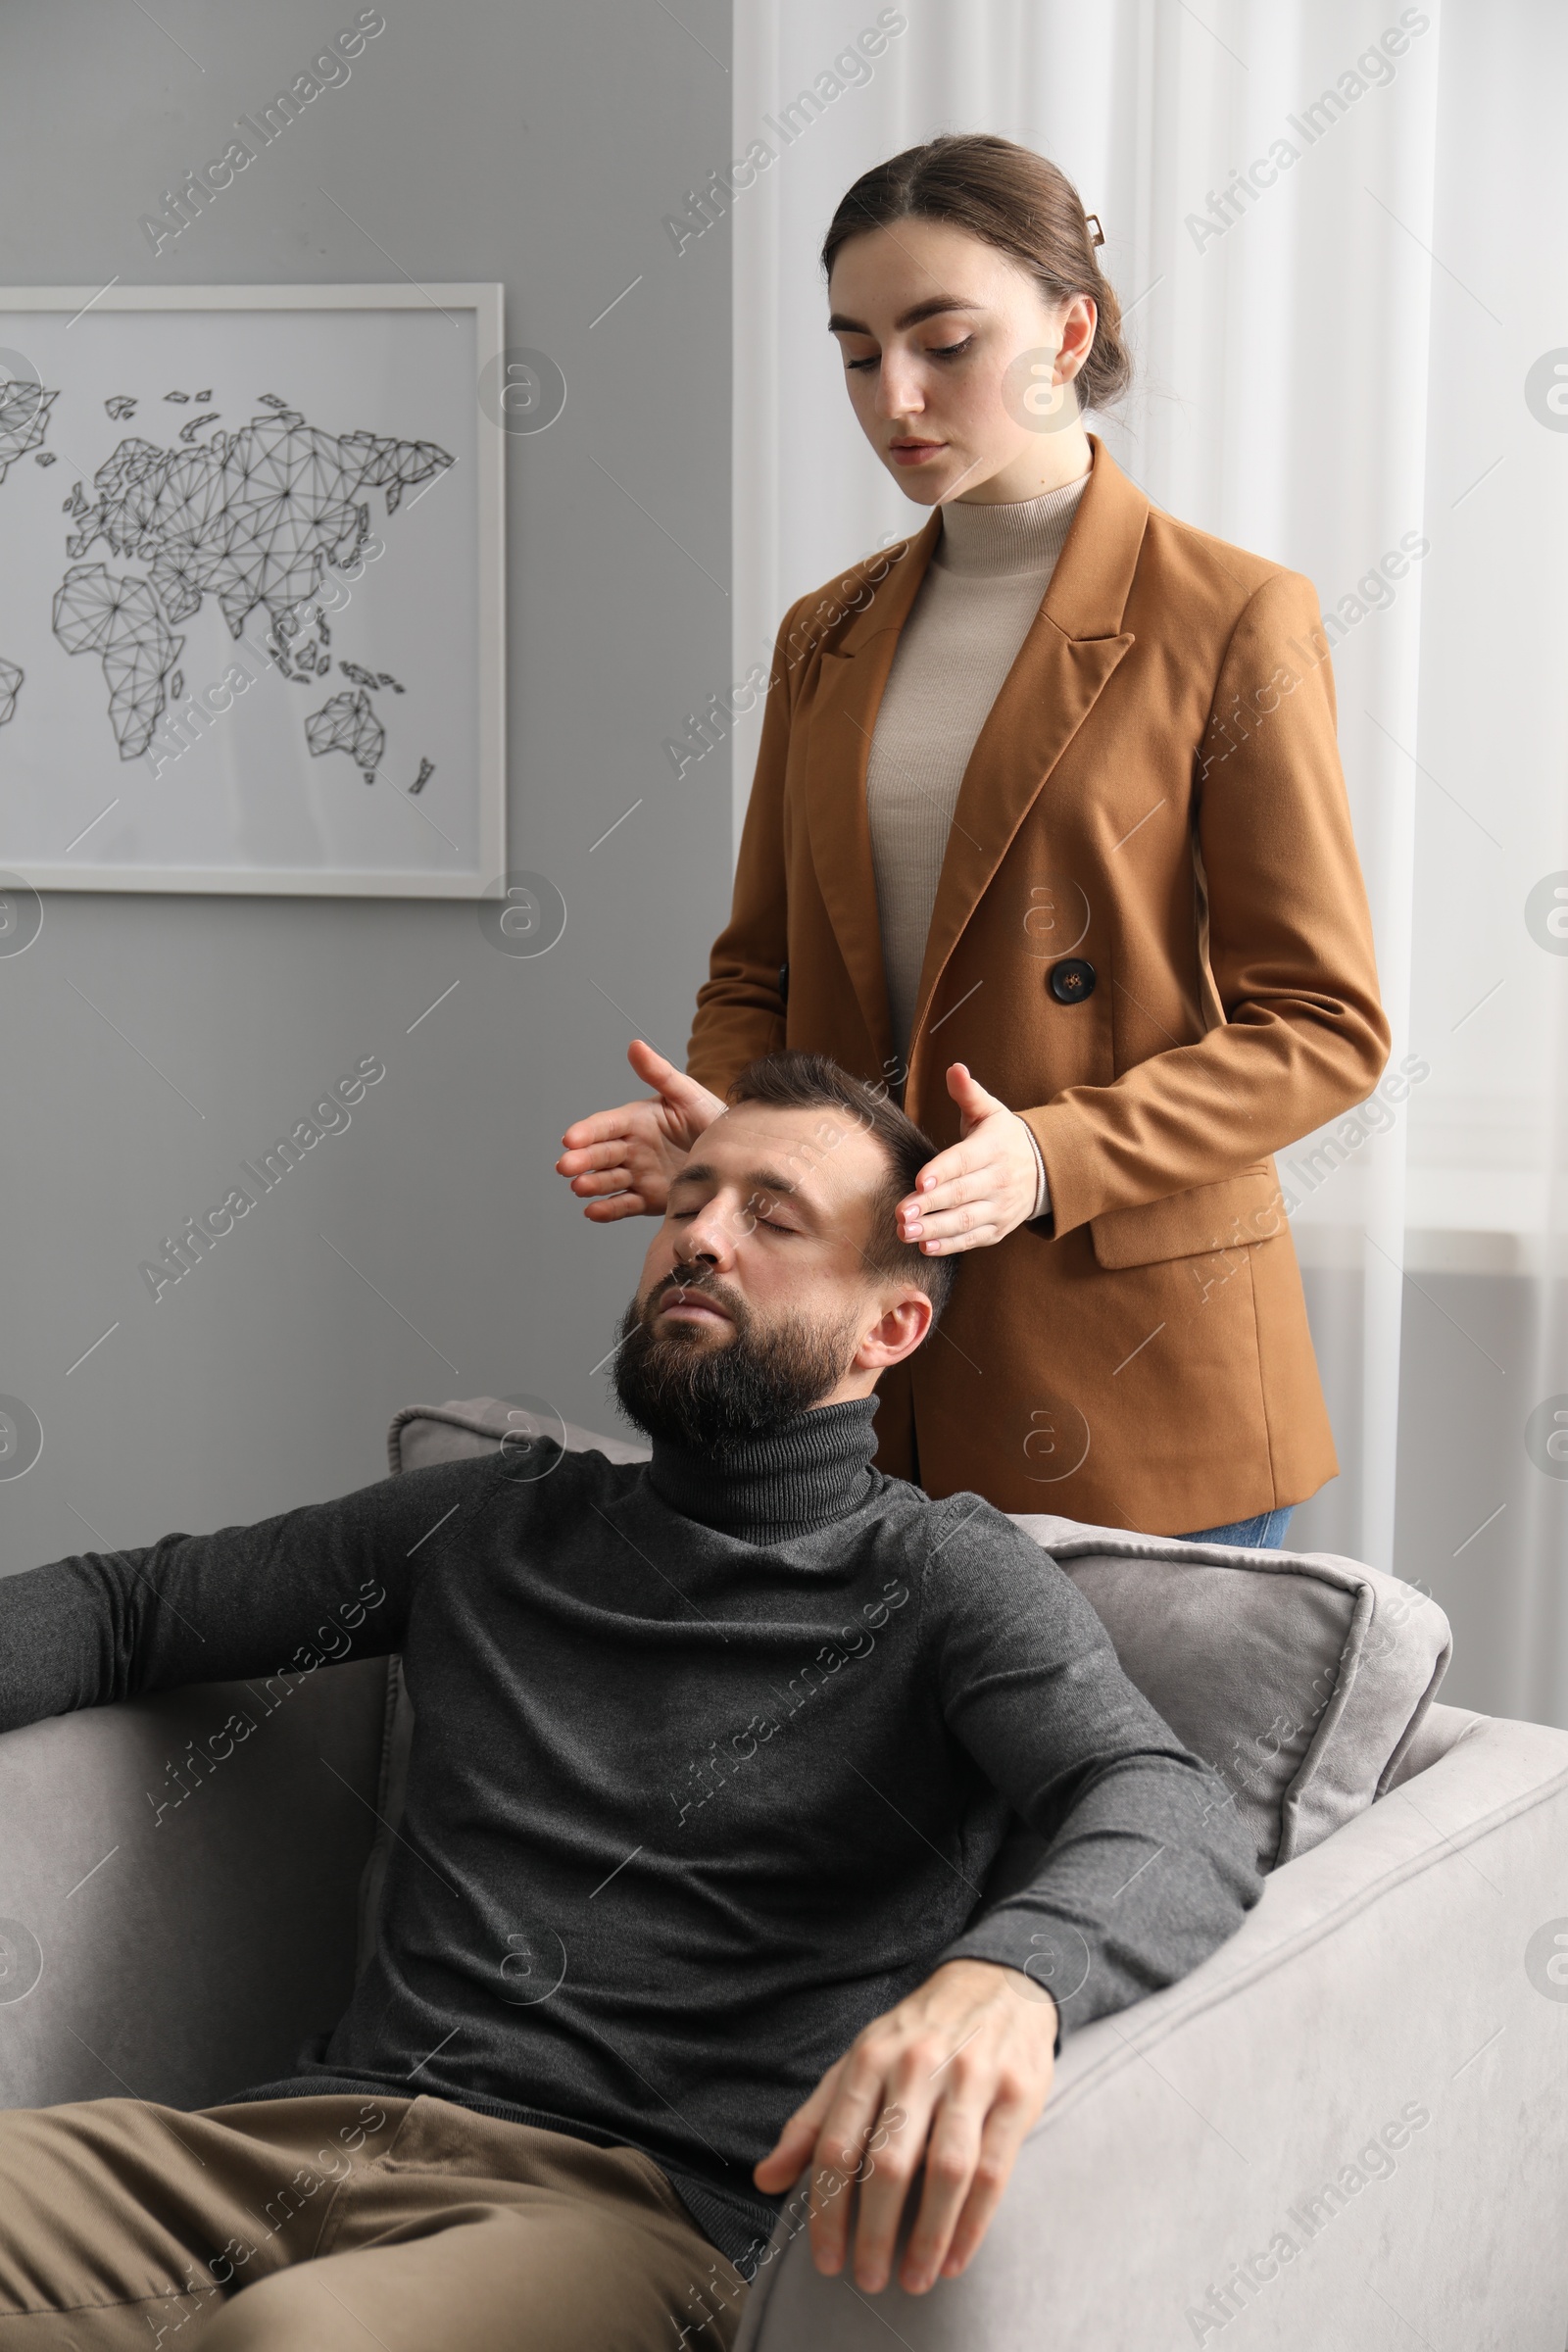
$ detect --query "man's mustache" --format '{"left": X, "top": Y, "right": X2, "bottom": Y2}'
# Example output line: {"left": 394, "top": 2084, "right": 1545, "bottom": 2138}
{"left": 645, "top": 1267, "right": 743, "bottom": 1323}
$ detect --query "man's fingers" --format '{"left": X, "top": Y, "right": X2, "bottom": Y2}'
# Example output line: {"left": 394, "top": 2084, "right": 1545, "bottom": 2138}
{"left": 930, "top": 2090, "right": 1038, "bottom": 2281}
{"left": 753, "top": 2062, "right": 845, "bottom": 2193}
{"left": 753, "top": 2092, "right": 828, "bottom": 2185}
{"left": 751, "top": 2113, "right": 815, "bottom": 2190}
{"left": 842, "top": 2097, "right": 936, "bottom": 2290}
{"left": 885, "top": 2095, "right": 989, "bottom": 2293}
{"left": 807, "top": 2075, "right": 917, "bottom": 2278}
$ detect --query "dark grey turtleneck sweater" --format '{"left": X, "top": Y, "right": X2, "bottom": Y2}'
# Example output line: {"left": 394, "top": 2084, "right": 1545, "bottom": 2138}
{"left": 0, "top": 1400, "right": 1262, "bottom": 2278}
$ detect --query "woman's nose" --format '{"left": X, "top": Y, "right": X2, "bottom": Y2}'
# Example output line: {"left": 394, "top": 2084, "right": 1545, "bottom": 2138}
{"left": 875, "top": 352, "right": 924, "bottom": 419}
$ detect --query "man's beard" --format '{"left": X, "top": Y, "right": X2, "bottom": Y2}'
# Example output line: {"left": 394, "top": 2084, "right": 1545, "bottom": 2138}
{"left": 612, "top": 1267, "right": 861, "bottom": 1451}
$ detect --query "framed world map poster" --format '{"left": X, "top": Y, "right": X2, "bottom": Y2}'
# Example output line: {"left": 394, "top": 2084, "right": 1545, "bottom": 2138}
{"left": 0, "top": 282, "right": 504, "bottom": 896}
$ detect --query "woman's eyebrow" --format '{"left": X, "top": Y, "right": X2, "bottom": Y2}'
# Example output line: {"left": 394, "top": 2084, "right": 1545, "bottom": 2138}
{"left": 827, "top": 296, "right": 992, "bottom": 335}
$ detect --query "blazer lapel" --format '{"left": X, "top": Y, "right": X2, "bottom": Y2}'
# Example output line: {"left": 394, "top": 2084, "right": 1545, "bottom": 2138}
{"left": 801, "top": 440, "right": 1150, "bottom": 1086}
{"left": 909, "top": 439, "right": 1149, "bottom": 1062}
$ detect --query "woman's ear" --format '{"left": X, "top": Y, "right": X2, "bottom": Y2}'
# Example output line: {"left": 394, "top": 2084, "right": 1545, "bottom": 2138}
{"left": 1057, "top": 292, "right": 1098, "bottom": 383}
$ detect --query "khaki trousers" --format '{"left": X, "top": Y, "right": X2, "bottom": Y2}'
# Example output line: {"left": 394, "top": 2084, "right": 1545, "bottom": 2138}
{"left": 0, "top": 2092, "right": 752, "bottom": 2349}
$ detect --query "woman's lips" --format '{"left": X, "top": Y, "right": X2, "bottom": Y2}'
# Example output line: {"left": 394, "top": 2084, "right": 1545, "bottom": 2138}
{"left": 889, "top": 439, "right": 946, "bottom": 467}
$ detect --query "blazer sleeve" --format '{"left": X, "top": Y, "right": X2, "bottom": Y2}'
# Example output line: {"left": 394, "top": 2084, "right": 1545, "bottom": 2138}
{"left": 684, "top": 602, "right": 802, "bottom": 1093}
{"left": 1020, "top": 567, "right": 1392, "bottom": 1236}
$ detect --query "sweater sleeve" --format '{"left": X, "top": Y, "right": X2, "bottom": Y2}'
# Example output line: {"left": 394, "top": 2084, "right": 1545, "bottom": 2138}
{"left": 0, "top": 1456, "right": 510, "bottom": 1733}
{"left": 1019, "top": 1116, "right": 1050, "bottom": 1220}
{"left": 920, "top": 1495, "right": 1263, "bottom": 2050}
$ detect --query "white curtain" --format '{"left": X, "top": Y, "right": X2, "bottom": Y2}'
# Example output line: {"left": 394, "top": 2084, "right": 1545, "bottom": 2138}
{"left": 727, "top": 0, "right": 1568, "bottom": 1727}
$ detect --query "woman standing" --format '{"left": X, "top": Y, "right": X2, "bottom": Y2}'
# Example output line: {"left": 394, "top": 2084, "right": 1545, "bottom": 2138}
{"left": 559, "top": 134, "right": 1390, "bottom": 1544}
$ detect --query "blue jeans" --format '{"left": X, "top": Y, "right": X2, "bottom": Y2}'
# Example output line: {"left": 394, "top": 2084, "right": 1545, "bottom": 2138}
{"left": 1180, "top": 1506, "right": 1295, "bottom": 1549}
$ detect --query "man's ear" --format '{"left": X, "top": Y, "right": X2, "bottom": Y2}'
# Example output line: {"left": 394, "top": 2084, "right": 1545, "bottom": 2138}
{"left": 852, "top": 1288, "right": 933, "bottom": 1373}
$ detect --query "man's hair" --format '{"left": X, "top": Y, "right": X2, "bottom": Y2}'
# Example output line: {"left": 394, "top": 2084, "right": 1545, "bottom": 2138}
{"left": 725, "top": 1052, "right": 957, "bottom": 1322}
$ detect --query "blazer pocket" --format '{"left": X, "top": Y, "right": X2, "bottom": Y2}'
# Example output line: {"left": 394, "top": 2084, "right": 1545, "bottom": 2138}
{"left": 1089, "top": 1165, "right": 1286, "bottom": 1270}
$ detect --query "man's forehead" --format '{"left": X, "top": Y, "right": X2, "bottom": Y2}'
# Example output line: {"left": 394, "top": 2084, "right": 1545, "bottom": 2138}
{"left": 675, "top": 1101, "right": 883, "bottom": 1200}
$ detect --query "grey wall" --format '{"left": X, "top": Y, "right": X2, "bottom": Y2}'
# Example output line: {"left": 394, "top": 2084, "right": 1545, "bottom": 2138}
{"left": 0, "top": 2, "right": 733, "bottom": 1564}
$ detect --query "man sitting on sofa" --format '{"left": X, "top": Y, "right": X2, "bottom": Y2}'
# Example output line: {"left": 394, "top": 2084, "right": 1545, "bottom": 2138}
{"left": 0, "top": 1052, "right": 1262, "bottom": 2352}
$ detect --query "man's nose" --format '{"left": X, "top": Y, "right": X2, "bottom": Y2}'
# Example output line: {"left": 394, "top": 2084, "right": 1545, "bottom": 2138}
{"left": 675, "top": 1200, "right": 738, "bottom": 1266}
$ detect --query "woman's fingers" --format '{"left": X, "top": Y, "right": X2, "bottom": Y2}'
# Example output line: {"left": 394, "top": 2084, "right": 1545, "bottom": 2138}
{"left": 566, "top": 1163, "right": 633, "bottom": 1200}
{"left": 580, "top": 1188, "right": 651, "bottom": 1223}
{"left": 899, "top": 1108, "right": 1040, "bottom": 1250}
{"left": 557, "top": 1054, "right": 720, "bottom": 1230}
{"left": 915, "top": 1216, "right": 1006, "bottom": 1253}
{"left": 901, "top": 1141, "right": 977, "bottom": 1209}
{"left": 906, "top": 1185, "right": 1038, "bottom": 1250}
{"left": 625, "top": 1037, "right": 681, "bottom": 1090}
{"left": 900, "top": 1163, "right": 997, "bottom": 1217}
{"left": 560, "top": 1054, "right": 721, "bottom": 1205}
{"left": 625, "top": 1039, "right": 726, "bottom": 1131}
{"left": 945, "top": 1059, "right": 1007, "bottom": 1125}
{"left": 556, "top": 1136, "right": 637, "bottom": 1179}
{"left": 559, "top": 1100, "right": 649, "bottom": 1153}
{"left": 899, "top": 1161, "right": 1008, "bottom": 1238}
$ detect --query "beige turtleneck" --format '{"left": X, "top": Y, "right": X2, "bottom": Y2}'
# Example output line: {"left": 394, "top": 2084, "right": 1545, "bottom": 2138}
{"left": 865, "top": 470, "right": 1091, "bottom": 1214}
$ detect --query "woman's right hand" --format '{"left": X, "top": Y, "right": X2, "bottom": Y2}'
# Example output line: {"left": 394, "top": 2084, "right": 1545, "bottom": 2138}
{"left": 556, "top": 1039, "right": 725, "bottom": 1222}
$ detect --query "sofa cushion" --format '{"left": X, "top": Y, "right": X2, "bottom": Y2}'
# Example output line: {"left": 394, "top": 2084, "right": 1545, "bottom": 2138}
{"left": 1012, "top": 1513, "right": 1450, "bottom": 1869}
{"left": 387, "top": 1396, "right": 651, "bottom": 1475}
{"left": 378, "top": 1402, "right": 1449, "bottom": 1884}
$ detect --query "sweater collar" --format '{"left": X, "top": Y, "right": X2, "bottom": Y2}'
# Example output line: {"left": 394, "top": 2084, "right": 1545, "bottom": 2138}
{"left": 935, "top": 468, "right": 1092, "bottom": 578}
{"left": 645, "top": 1396, "right": 880, "bottom": 1543}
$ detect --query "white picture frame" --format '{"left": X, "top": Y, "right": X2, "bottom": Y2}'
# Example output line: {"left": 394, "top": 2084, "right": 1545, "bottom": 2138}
{"left": 0, "top": 281, "right": 505, "bottom": 897}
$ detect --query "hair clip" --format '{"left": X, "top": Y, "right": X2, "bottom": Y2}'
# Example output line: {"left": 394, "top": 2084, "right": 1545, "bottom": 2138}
{"left": 1084, "top": 212, "right": 1104, "bottom": 248}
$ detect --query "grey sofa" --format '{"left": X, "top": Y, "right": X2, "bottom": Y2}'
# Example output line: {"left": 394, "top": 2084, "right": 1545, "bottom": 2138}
{"left": 2, "top": 1400, "right": 1565, "bottom": 2351}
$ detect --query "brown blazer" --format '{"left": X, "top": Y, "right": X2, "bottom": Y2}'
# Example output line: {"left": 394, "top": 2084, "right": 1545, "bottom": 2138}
{"left": 687, "top": 436, "right": 1390, "bottom": 1533}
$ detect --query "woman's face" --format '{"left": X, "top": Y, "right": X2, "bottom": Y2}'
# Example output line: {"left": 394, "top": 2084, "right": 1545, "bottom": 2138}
{"left": 827, "top": 216, "right": 1097, "bottom": 506}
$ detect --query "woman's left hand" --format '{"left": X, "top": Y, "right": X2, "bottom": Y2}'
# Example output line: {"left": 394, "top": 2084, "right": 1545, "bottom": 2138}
{"left": 897, "top": 1064, "right": 1042, "bottom": 1255}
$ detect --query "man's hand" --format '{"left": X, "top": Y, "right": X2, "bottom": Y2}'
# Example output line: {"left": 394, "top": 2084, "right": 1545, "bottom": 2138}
{"left": 753, "top": 1958, "right": 1057, "bottom": 2296}
{"left": 896, "top": 1064, "right": 1042, "bottom": 1255}
{"left": 556, "top": 1040, "right": 724, "bottom": 1221}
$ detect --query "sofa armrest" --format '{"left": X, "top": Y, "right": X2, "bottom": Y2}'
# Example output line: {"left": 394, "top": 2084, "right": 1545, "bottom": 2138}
{"left": 1378, "top": 1697, "right": 1483, "bottom": 1791}
{"left": 0, "top": 1658, "right": 387, "bottom": 2113}
{"left": 736, "top": 1713, "right": 1568, "bottom": 2350}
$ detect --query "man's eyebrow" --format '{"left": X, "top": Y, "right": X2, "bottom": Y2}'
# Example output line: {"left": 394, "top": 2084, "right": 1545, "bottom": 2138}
{"left": 669, "top": 1163, "right": 808, "bottom": 1206}
{"left": 828, "top": 296, "right": 992, "bottom": 335}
